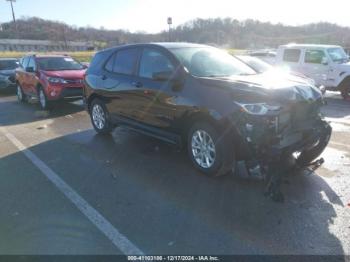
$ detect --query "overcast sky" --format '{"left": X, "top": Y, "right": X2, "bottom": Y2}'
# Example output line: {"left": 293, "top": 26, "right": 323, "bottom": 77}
{"left": 0, "top": 0, "right": 349, "bottom": 33}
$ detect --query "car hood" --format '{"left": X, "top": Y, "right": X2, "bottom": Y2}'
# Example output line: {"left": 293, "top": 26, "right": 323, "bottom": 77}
{"left": 0, "top": 69, "right": 16, "bottom": 76}
{"left": 198, "top": 73, "right": 322, "bottom": 103}
{"left": 42, "top": 70, "right": 86, "bottom": 79}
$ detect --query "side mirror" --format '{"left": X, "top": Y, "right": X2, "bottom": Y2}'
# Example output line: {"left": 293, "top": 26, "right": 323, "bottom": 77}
{"left": 153, "top": 69, "right": 185, "bottom": 91}
{"left": 152, "top": 71, "right": 173, "bottom": 81}
{"left": 321, "top": 57, "right": 329, "bottom": 65}
{"left": 26, "top": 67, "right": 35, "bottom": 73}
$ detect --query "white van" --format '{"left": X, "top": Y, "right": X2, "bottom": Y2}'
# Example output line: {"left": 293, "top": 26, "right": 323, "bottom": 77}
{"left": 276, "top": 44, "right": 350, "bottom": 99}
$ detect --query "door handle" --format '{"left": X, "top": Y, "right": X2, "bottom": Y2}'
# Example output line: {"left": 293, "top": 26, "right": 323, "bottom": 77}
{"left": 132, "top": 81, "right": 143, "bottom": 88}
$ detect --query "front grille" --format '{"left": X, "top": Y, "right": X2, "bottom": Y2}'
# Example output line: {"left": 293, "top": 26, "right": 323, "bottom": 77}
{"left": 291, "top": 102, "right": 319, "bottom": 125}
{"left": 65, "top": 79, "right": 82, "bottom": 84}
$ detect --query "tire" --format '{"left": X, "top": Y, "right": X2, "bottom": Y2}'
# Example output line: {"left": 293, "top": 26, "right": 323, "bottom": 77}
{"left": 187, "top": 122, "right": 235, "bottom": 177}
{"left": 339, "top": 78, "right": 350, "bottom": 100}
{"left": 17, "top": 84, "right": 26, "bottom": 103}
{"left": 296, "top": 122, "right": 332, "bottom": 166}
{"left": 341, "top": 89, "right": 350, "bottom": 100}
{"left": 38, "top": 87, "right": 51, "bottom": 110}
{"left": 90, "top": 98, "right": 114, "bottom": 135}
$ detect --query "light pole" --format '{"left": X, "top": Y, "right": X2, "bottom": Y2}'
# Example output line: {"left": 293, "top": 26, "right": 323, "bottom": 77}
{"left": 6, "top": 0, "right": 18, "bottom": 38}
{"left": 167, "top": 17, "right": 172, "bottom": 42}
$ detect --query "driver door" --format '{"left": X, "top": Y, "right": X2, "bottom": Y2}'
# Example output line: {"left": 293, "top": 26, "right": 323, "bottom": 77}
{"left": 134, "top": 47, "right": 178, "bottom": 129}
{"left": 301, "top": 49, "right": 330, "bottom": 86}
{"left": 26, "top": 56, "right": 39, "bottom": 96}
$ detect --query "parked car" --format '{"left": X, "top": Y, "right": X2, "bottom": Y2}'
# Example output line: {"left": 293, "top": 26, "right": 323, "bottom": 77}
{"left": 0, "top": 58, "right": 19, "bottom": 91}
{"left": 247, "top": 50, "right": 276, "bottom": 64}
{"left": 236, "top": 55, "right": 326, "bottom": 94}
{"left": 276, "top": 44, "right": 350, "bottom": 99}
{"left": 16, "top": 54, "right": 87, "bottom": 109}
{"left": 84, "top": 43, "right": 331, "bottom": 177}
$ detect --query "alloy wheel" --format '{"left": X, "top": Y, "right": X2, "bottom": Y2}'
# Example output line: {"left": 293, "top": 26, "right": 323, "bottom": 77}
{"left": 17, "top": 85, "right": 23, "bottom": 101}
{"left": 191, "top": 130, "right": 216, "bottom": 169}
{"left": 39, "top": 90, "right": 46, "bottom": 109}
{"left": 92, "top": 104, "right": 106, "bottom": 130}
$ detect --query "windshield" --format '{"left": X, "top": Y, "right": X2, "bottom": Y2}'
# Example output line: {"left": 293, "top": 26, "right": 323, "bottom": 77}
{"left": 237, "top": 56, "right": 272, "bottom": 73}
{"left": 171, "top": 47, "right": 256, "bottom": 77}
{"left": 0, "top": 60, "right": 19, "bottom": 70}
{"left": 327, "top": 48, "right": 348, "bottom": 63}
{"left": 37, "top": 57, "right": 84, "bottom": 71}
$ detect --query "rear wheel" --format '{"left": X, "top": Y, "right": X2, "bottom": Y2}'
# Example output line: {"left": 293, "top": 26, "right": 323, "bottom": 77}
{"left": 187, "top": 122, "right": 235, "bottom": 177}
{"left": 341, "top": 89, "right": 350, "bottom": 100}
{"left": 17, "top": 84, "right": 26, "bottom": 103}
{"left": 90, "top": 98, "right": 114, "bottom": 135}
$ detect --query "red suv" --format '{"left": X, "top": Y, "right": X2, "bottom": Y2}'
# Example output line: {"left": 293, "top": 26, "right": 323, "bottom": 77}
{"left": 16, "top": 54, "right": 86, "bottom": 109}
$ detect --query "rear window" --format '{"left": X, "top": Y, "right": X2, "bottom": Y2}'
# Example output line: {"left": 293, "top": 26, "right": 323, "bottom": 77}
{"left": 283, "top": 49, "right": 301, "bottom": 62}
{"left": 105, "top": 48, "right": 139, "bottom": 75}
{"left": 87, "top": 51, "right": 110, "bottom": 74}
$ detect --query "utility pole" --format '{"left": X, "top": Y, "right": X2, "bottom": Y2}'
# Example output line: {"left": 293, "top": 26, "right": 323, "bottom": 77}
{"left": 167, "top": 17, "right": 172, "bottom": 42}
{"left": 6, "top": 0, "right": 18, "bottom": 38}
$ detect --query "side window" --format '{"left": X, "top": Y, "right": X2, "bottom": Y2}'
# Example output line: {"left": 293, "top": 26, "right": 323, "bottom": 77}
{"left": 305, "top": 50, "right": 326, "bottom": 64}
{"left": 107, "top": 48, "right": 138, "bottom": 75}
{"left": 139, "top": 48, "right": 174, "bottom": 79}
{"left": 27, "top": 57, "right": 37, "bottom": 70}
{"left": 283, "top": 49, "right": 301, "bottom": 63}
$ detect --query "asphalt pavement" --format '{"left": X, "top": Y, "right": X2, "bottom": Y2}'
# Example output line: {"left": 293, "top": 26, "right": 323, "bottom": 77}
{"left": 0, "top": 91, "right": 349, "bottom": 255}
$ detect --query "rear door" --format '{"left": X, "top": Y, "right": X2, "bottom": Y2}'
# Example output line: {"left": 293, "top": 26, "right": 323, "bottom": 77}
{"left": 99, "top": 47, "right": 141, "bottom": 121}
{"left": 301, "top": 49, "right": 330, "bottom": 86}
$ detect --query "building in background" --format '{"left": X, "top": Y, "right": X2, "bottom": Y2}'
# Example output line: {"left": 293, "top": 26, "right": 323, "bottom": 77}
{"left": 0, "top": 39, "right": 94, "bottom": 52}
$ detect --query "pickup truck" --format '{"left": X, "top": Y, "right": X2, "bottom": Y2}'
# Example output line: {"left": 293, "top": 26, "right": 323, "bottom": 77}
{"left": 275, "top": 44, "right": 350, "bottom": 99}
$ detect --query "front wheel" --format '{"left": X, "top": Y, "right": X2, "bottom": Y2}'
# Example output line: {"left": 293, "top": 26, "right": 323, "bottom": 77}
{"left": 90, "top": 99, "right": 114, "bottom": 135}
{"left": 339, "top": 78, "right": 350, "bottom": 100}
{"left": 17, "top": 84, "right": 26, "bottom": 103}
{"left": 187, "top": 122, "right": 235, "bottom": 177}
{"left": 38, "top": 87, "right": 51, "bottom": 110}
{"left": 297, "top": 122, "right": 332, "bottom": 166}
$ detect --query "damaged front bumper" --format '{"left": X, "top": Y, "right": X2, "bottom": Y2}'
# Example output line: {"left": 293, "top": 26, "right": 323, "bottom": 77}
{"left": 234, "top": 102, "right": 332, "bottom": 175}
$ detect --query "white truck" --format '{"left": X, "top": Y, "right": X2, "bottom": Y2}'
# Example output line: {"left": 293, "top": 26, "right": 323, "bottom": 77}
{"left": 275, "top": 44, "right": 350, "bottom": 99}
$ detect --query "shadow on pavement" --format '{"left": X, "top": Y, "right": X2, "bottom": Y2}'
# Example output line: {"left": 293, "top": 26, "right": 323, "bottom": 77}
{"left": 323, "top": 96, "right": 350, "bottom": 119}
{"left": 0, "top": 98, "right": 84, "bottom": 127}
{"left": 0, "top": 127, "right": 346, "bottom": 256}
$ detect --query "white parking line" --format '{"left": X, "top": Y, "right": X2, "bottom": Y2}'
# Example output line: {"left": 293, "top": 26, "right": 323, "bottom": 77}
{"left": 0, "top": 127, "right": 144, "bottom": 255}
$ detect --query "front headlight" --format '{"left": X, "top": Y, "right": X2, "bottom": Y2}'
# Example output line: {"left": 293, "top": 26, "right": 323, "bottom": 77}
{"left": 47, "top": 77, "right": 67, "bottom": 84}
{"left": 236, "top": 102, "right": 280, "bottom": 115}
